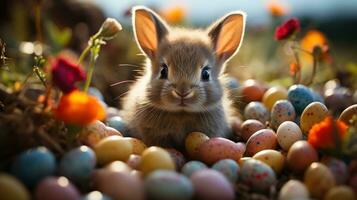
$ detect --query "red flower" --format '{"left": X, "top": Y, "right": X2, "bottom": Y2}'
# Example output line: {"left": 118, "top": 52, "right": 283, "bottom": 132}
{"left": 51, "top": 56, "right": 86, "bottom": 93}
{"left": 275, "top": 18, "right": 300, "bottom": 40}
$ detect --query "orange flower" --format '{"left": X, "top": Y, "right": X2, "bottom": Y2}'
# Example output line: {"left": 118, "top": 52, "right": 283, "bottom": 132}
{"left": 267, "top": 1, "right": 288, "bottom": 17}
{"left": 161, "top": 6, "right": 185, "bottom": 24}
{"left": 54, "top": 90, "right": 105, "bottom": 126}
{"left": 300, "top": 30, "right": 331, "bottom": 63}
{"left": 308, "top": 116, "right": 348, "bottom": 150}
{"left": 289, "top": 62, "right": 300, "bottom": 76}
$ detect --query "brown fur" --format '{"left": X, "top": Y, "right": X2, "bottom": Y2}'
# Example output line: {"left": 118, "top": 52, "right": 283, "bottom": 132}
{"left": 121, "top": 6, "right": 246, "bottom": 148}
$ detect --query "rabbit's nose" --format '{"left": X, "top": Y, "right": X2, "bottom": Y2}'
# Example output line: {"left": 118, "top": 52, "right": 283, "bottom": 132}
{"left": 172, "top": 90, "right": 194, "bottom": 99}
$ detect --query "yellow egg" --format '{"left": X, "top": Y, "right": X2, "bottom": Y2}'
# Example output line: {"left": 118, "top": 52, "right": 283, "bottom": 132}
{"left": 339, "top": 104, "right": 357, "bottom": 125}
{"left": 0, "top": 174, "right": 30, "bottom": 200}
{"left": 325, "top": 186, "right": 356, "bottom": 200}
{"left": 238, "top": 157, "right": 253, "bottom": 167}
{"left": 140, "top": 147, "right": 175, "bottom": 176}
{"left": 94, "top": 136, "right": 133, "bottom": 166}
{"left": 253, "top": 149, "right": 285, "bottom": 174}
{"left": 300, "top": 102, "right": 329, "bottom": 134}
{"left": 304, "top": 162, "right": 336, "bottom": 199}
{"left": 122, "top": 137, "right": 147, "bottom": 155}
{"left": 185, "top": 132, "right": 209, "bottom": 159}
{"left": 278, "top": 180, "right": 309, "bottom": 200}
{"left": 262, "top": 86, "right": 288, "bottom": 111}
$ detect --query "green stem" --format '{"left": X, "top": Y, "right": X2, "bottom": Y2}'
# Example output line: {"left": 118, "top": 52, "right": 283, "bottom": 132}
{"left": 83, "top": 50, "right": 95, "bottom": 93}
{"left": 306, "top": 51, "right": 319, "bottom": 86}
{"left": 77, "top": 32, "right": 101, "bottom": 65}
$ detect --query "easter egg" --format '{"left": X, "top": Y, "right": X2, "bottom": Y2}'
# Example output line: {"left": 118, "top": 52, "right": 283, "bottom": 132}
{"left": 325, "top": 186, "right": 356, "bottom": 200}
{"left": 106, "top": 107, "right": 120, "bottom": 120}
{"left": 106, "top": 161, "right": 132, "bottom": 173}
{"left": 59, "top": 145, "right": 96, "bottom": 184}
{"left": 81, "top": 191, "right": 111, "bottom": 200}
{"left": 105, "top": 126, "right": 122, "bottom": 137}
{"left": 300, "top": 102, "right": 329, "bottom": 134}
{"left": 238, "top": 157, "right": 253, "bottom": 167}
{"left": 262, "top": 86, "right": 288, "bottom": 111}
{"left": 244, "top": 101, "right": 270, "bottom": 123}
{"left": 270, "top": 100, "right": 296, "bottom": 130}
{"left": 145, "top": 170, "right": 193, "bottom": 200}
{"left": 181, "top": 161, "right": 208, "bottom": 177}
{"left": 140, "top": 147, "right": 176, "bottom": 176}
{"left": 126, "top": 154, "right": 141, "bottom": 170}
{"left": 287, "top": 84, "right": 314, "bottom": 114}
{"left": 0, "top": 174, "right": 30, "bottom": 200}
{"left": 122, "top": 137, "right": 147, "bottom": 155}
{"left": 11, "top": 147, "right": 56, "bottom": 188}
{"left": 321, "top": 157, "right": 349, "bottom": 185}
{"left": 190, "top": 169, "right": 235, "bottom": 200}
{"left": 311, "top": 90, "right": 324, "bottom": 103}
{"left": 339, "top": 104, "right": 357, "bottom": 125}
{"left": 240, "top": 119, "right": 265, "bottom": 141}
{"left": 93, "top": 169, "right": 145, "bottom": 200}
{"left": 106, "top": 116, "right": 128, "bottom": 136}
{"left": 198, "top": 137, "right": 244, "bottom": 165}
{"left": 304, "top": 162, "right": 336, "bottom": 199}
{"left": 212, "top": 159, "right": 240, "bottom": 183}
{"left": 325, "top": 87, "right": 354, "bottom": 114}
{"left": 252, "top": 149, "right": 284, "bottom": 174}
{"left": 185, "top": 132, "right": 209, "bottom": 159}
{"left": 245, "top": 129, "right": 278, "bottom": 156}
{"left": 94, "top": 136, "right": 133, "bottom": 166}
{"left": 276, "top": 121, "right": 303, "bottom": 151}
{"left": 166, "top": 148, "right": 186, "bottom": 170}
{"left": 78, "top": 120, "right": 115, "bottom": 147}
{"left": 225, "top": 76, "right": 240, "bottom": 90}
{"left": 241, "top": 79, "right": 265, "bottom": 102}
{"left": 278, "top": 180, "right": 309, "bottom": 200}
{"left": 287, "top": 141, "right": 318, "bottom": 174}
{"left": 88, "top": 87, "right": 105, "bottom": 101}
{"left": 240, "top": 159, "right": 277, "bottom": 193}
{"left": 35, "top": 177, "right": 80, "bottom": 200}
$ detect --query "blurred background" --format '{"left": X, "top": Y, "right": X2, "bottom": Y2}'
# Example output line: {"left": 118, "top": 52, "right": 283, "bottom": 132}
{"left": 1, "top": 0, "right": 356, "bottom": 107}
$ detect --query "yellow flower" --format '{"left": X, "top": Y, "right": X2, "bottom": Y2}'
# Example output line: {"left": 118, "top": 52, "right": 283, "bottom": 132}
{"left": 161, "top": 6, "right": 186, "bottom": 24}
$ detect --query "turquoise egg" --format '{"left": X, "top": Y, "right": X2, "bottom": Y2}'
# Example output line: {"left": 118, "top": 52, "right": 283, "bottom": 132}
{"left": 106, "top": 116, "right": 128, "bottom": 136}
{"left": 145, "top": 170, "right": 193, "bottom": 200}
{"left": 288, "top": 84, "right": 314, "bottom": 114}
{"left": 59, "top": 146, "right": 96, "bottom": 184}
{"left": 181, "top": 161, "right": 208, "bottom": 177}
{"left": 11, "top": 147, "right": 56, "bottom": 188}
{"left": 81, "top": 191, "right": 112, "bottom": 200}
{"left": 212, "top": 159, "right": 240, "bottom": 183}
{"left": 88, "top": 87, "right": 104, "bottom": 102}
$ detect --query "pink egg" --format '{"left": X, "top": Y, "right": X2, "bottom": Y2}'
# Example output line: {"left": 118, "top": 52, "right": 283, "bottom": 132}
{"left": 35, "top": 177, "right": 80, "bottom": 200}
{"left": 165, "top": 148, "right": 186, "bottom": 170}
{"left": 126, "top": 154, "right": 141, "bottom": 170}
{"left": 245, "top": 129, "right": 278, "bottom": 156}
{"left": 198, "top": 138, "right": 244, "bottom": 165}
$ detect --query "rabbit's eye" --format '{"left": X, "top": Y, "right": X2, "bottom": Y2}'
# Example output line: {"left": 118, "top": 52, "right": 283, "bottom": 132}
{"left": 201, "top": 66, "right": 210, "bottom": 81}
{"left": 160, "top": 63, "right": 168, "bottom": 79}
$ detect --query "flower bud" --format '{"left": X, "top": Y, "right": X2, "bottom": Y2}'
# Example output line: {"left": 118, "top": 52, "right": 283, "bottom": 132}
{"left": 99, "top": 18, "right": 122, "bottom": 40}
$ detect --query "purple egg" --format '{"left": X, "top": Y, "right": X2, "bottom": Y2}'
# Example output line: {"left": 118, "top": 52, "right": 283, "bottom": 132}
{"left": 35, "top": 177, "right": 80, "bottom": 200}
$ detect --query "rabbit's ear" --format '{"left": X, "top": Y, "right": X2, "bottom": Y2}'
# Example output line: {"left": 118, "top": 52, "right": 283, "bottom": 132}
{"left": 132, "top": 6, "right": 169, "bottom": 59}
{"left": 207, "top": 11, "right": 246, "bottom": 63}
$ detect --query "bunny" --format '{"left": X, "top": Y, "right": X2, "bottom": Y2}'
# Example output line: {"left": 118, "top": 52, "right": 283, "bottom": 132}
{"left": 121, "top": 6, "right": 246, "bottom": 149}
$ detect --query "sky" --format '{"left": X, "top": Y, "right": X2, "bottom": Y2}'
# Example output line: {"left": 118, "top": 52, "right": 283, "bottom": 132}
{"left": 93, "top": 0, "right": 357, "bottom": 26}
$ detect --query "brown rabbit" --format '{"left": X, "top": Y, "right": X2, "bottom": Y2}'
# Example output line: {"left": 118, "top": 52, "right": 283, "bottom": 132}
{"left": 121, "top": 6, "right": 246, "bottom": 148}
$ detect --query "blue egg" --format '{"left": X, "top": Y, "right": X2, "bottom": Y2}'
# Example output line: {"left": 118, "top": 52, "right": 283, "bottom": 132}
{"left": 11, "top": 147, "right": 56, "bottom": 188}
{"left": 106, "top": 116, "right": 127, "bottom": 136}
{"left": 81, "top": 191, "right": 112, "bottom": 200}
{"left": 226, "top": 76, "right": 240, "bottom": 90}
{"left": 310, "top": 89, "right": 324, "bottom": 103}
{"left": 88, "top": 87, "right": 104, "bottom": 102}
{"left": 212, "top": 159, "right": 240, "bottom": 183}
{"left": 145, "top": 170, "right": 193, "bottom": 200}
{"left": 59, "top": 146, "right": 96, "bottom": 184}
{"left": 288, "top": 84, "right": 314, "bottom": 114}
{"left": 181, "top": 161, "right": 208, "bottom": 177}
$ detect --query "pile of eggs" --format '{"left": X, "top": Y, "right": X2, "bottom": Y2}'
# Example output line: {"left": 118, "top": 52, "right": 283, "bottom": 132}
{"left": 1, "top": 82, "right": 357, "bottom": 200}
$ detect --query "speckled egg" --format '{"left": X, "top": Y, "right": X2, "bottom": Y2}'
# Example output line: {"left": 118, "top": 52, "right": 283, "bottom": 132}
{"left": 252, "top": 150, "right": 284, "bottom": 174}
{"left": 321, "top": 157, "right": 349, "bottom": 185}
{"left": 35, "top": 177, "right": 80, "bottom": 200}
{"left": 190, "top": 169, "right": 235, "bottom": 200}
{"left": 140, "top": 147, "right": 176, "bottom": 176}
{"left": 287, "top": 84, "right": 314, "bottom": 114}
{"left": 278, "top": 180, "right": 309, "bottom": 200}
{"left": 270, "top": 100, "right": 296, "bottom": 130}
{"left": 145, "top": 170, "right": 193, "bottom": 200}
{"left": 244, "top": 102, "right": 270, "bottom": 124}
{"left": 198, "top": 137, "right": 245, "bottom": 165}
{"left": 166, "top": 148, "right": 186, "bottom": 170}
{"left": 300, "top": 102, "right": 329, "bottom": 134}
{"left": 262, "top": 86, "right": 288, "bottom": 111}
{"left": 0, "top": 174, "right": 30, "bottom": 200}
{"left": 93, "top": 169, "right": 145, "bottom": 200}
{"left": 276, "top": 121, "right": 303, "bottom": 151}
{"left": 212, "top": 159, "right": 240, "bottom": 183}
{"left": 181, "top": 161, "right": 208, "bottom": 177}
{"left": 287, "top": 141, "right": 318, "bottom": 174}
{"left": 185, "top": 132, "right": 210, "bottom": 159}
{"left": 325, "top": 186, "right": 356, "bottom": 200}
{"left": 78, "top": 120, "right": 121, "bottom": 147}
{"left": 94, "top": 136, "right": 133, "bottom": 166}
{"left": 240, "top": 119, "right": 265, "bottom": 141}
{"left": 304, "top": 162, "right": 336, "bottom": 199}
{"left": 59, "top": 146, "right": 96, "bottom": 184}
{"left": 240, "top": 79, "right": 266, "bottom": 103}
{"left": 126, "top": 154, "right": 141, "bottom": 170}
{"left": 122, "top": 137, "right": 147, "bottom": 155}
{"left": 245, "top": 129, "right": 278, "bottom": 156}
{"left": 106, "top": 116, "right": 128, "bottom": 136}
{"left": 238, "top": 157, "right": 253, "bottom": 167}
{"left": 240, "top": 159, "right": 277, "bottom": 193}
{"left": 339, "top": 104, "right": 357, "bottom": 125}
{"left": 81, "top": 191, "right": 111, "bottom": 200}
{"left": 11, "top": 147, "right": 56, "bottom": 188}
